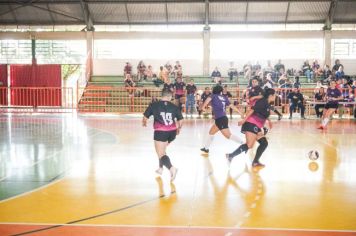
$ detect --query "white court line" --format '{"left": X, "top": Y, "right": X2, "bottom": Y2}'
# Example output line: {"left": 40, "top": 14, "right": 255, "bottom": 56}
{"left": 0, "top": 222, "right": 355, "bottom": 233}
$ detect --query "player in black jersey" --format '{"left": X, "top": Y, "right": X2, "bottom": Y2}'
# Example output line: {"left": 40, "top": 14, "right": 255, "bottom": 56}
{"left": 163, "top": 79, "right": 175, "bottom": 93}
{"left": 174, "top": 77, "right": 186, "bottom": 112}
{"left": 142, "top": 89, "right": 183, "bottom": 181}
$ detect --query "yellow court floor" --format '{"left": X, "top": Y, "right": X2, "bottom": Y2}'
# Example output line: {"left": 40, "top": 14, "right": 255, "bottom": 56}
{"left": 0, "top": 114, "right": 356, "bottom": 236}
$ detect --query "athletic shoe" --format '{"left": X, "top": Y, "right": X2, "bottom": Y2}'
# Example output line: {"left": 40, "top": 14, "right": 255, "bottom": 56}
{"left": 252, "top": 162, "right": 265, "bottom": 168}
{"left": 301, "top": 116, "right": 306, "bottom": 119}
{"left": 226, "top": 153, "right": 233, "bottom": 166}
{"left": 263, "top": 127, "right": 269, "bottom": 135}
{"left": 289, "top": 116, "right": 292, "bottom": 119}
{"left": 200, "top": 147, "right": 209, "bottom": 153}
{"left": 155, "top": 168, "right": 163, "bottom": 175}
{"left": 170, "top": 167, "right": 178, "bottom": 182}
{"left": 278, "top": 115, "right": 282, "bottom": 121}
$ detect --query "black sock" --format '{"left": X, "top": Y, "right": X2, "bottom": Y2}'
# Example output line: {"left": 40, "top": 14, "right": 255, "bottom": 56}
{"left": 161, "top": 155, "right": 172, "bottom": 170}
{"left": 229, "top": 144, "right": 248, "bottom": 158}
{"left": 159, "top": 158, "right": 163, "bottom": 168}
{"left": 253, "top": 137, "right": 268, "bottom": 164}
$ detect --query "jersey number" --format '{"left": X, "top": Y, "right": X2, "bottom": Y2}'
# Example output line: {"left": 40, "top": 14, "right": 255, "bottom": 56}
{"left": 160, "top": 112, "right": 173, "bottom": 126}
{"left": 222, "top": 101, "right": 226, "bottom": 112}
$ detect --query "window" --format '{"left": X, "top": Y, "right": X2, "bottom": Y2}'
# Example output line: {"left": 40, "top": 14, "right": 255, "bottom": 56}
{"left": 36, "top": 40, "right": 86, "bottom": 64}
{"left": 332, "top": 39, "right": 356, "bottom": 59}
{"left": 211, "top": 38, "right": 323, "bottom": 60}
{"left": 94, "top": 39, "right": 203, "bottom": 60}
{"left": 0, "top": 40, "right": 32, "bottom": 64}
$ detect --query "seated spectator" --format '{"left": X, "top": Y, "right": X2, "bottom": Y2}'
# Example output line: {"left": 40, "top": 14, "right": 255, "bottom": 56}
{"left": 336, "top": 78, "right": 343, "bottom": 89}
{"left": 152, "top": 73, "right": 163, "bottom": 87}
{"left": 288, "top": 87, "right": 305, "bottom": 119}
{"left": 264, "top": 60, "right": 273, "bottom": 73}
{"left": 173, "top": 61, "right": 182, "bottom": 79}
{"left": 322, "top": 65, "right": 332, "bottom": 82}
{"left": 124, "top": 62, "right": 132, "bottom": 76}
{"left": 332, "top": 59, "right": 343, "bottom": 75}
{"left": 279, "top": 78, "right": 293, "bottom": 103}
{"left": 302, "top": 60, "right": 313, "bottom": 83}
{"left": 293, "top": 76, "right": 301, "bottom": 89}
{"left": 312, "top": 60, "right": 323, "bottom": 79}
{"left": 314, "top": 87, "right": 326, "bottom": 118}
{"left": 274, "top": 59, "right": 285, "bottom": 75}
{"left": 335, "top": 66, "right": 345, "bottom": 80}
{"left": 278, "top": 73, "right": 287, "bottom": 86}
{"left": 244, "top": 63, "right": 252, "bottom": 81}
{"left": 198, "top": 87, "right": 211, "bottom": 117}
{"left": 227, "top": 61, "right": 238, "bottom": 82}
{"left": 165, "top": 61, "right": 173, "bottom": 76}
{"left": 262, "top": 73, "right": 274, "bottom": 89}
{"left": 145, "top": 65, "right": 154, "bottom": 80}
{"left": 185, "top": 77, "right": 197, "bottom": 118}
{"left": 137, "top": 60, "right": 146, "bottom": 81}
{"left": 252, "top": 61, "right": 261, "bottom": 76}
{"left": 124, "top": 74, "right": 136, "bottom": 97}
{"left": 159, "top": 66, "right": 169, "bottom": 83}
{"left": 211, "top": 67, "right": 222, "bottom": 84}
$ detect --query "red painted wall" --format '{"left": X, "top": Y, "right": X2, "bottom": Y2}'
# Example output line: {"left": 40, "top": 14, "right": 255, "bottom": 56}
{"left": 0, "top": 64, "right": 8, "bottom": 105}
{"left": 10, "top": 65, "right": 62, "bottom": 106}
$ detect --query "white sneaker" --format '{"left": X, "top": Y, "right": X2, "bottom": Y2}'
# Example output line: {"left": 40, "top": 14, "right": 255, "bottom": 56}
{"left": 155, "top": 168, "right": 163, "bottom": 175}
{"left": 170, "top": 167, "right": 178, "bottom": 182}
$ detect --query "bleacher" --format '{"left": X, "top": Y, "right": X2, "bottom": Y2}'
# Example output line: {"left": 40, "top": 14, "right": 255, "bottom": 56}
{"left": 78, "top": 75, "right": 323, "bottom": 113}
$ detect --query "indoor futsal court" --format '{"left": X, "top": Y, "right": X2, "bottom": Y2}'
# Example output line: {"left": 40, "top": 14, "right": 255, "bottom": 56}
{"left": 0, "top": 115, "right": 356, "bottom": 235}
{"left": 1, "top": 0, "right": 356, "bottom": 235}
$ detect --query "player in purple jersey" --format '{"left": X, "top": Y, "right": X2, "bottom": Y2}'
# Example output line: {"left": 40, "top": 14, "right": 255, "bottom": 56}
{"left": 200, "top": 85, "right": 244, "bottom": 154}
{"left": 142, "top": 89, "right": 183, "bottom": 181}
{"left": 318, "top": 80, "right": 343, "bottom": 130}
{"left": 226, "top": 88, "right": 276, "bottom": 168}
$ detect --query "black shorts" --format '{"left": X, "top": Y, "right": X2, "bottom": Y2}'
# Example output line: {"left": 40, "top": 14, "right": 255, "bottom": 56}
{"left": 325, "top": 103, "right": 338, "bottom": 109}
{"left": 175, "top": 94, "right": 184, "bottom": 100}
{"left": 154, "top": 130, "right": 177, "bottom": 143}
{"left": 215, "top": 116, "right": 229, "bottom": 130}
{"left": 241, "top": 122, "right": 262, "bottom": 135}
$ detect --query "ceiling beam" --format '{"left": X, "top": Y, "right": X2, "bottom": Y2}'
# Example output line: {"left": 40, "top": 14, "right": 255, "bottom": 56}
{"left": 245, "top": 1, "right": 248, "bottom": 23}
{"left": 285, "top": 1, "right": 290, "bottom": 24}
{"left": 29, "top": 4, "right": 84, "bottom": 22}
{"left": 79, "top": 0, "right": 94, "bottom": 31}
{"left": 46, "top": 3, "right": 55, "bottom": 25}
{"left": 324, "top": 0, "right": 339, "bottom": 30}
{"left": 204, "top": 0, "right": 209, "bottom": 27}
{"left": 165, "top": 1, "right": 168, "bottom": 24}
{"left": 0, "top": 0, "right": 347, "bottom": 4}
{"left": 124, "top": 3, "right": 130, "bottom": 24}
{"left": 8, "top": 5, "right": 19, "bottom": 25}
{"left": 0, "top": 0, "right": 40, "bottom": 17}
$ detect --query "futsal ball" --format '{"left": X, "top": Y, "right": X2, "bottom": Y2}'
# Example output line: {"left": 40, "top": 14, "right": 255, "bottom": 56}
{"left": 308, "top": 150, "right": 319, "bottom": 161}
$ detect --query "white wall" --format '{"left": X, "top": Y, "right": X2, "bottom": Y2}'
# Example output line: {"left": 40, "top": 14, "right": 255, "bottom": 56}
{"left": 93, "top": 59, "right": 203, "bottom": 76}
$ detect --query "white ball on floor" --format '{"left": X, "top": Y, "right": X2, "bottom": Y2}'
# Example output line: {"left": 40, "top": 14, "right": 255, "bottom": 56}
{"left": 308, "top": 150, "right": 319, "bottom": 161}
